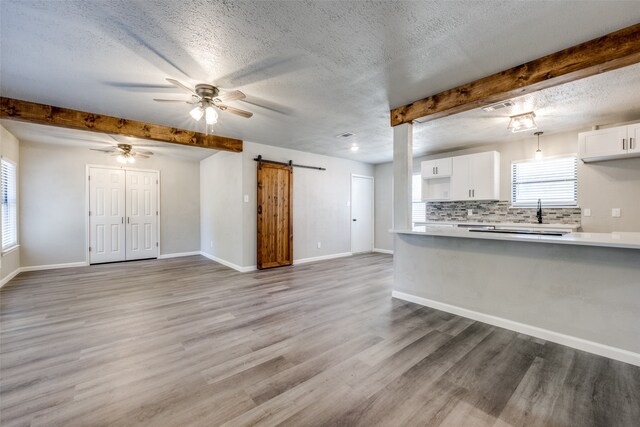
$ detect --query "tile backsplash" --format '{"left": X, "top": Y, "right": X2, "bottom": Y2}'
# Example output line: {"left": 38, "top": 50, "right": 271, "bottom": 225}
{"left": 423, "top": 201, "right": 581, "bottom": 225}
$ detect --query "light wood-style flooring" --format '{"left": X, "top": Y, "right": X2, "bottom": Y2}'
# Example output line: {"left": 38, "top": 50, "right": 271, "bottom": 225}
{"left": 1, "top": 254, "right": 639, "bottom": 426}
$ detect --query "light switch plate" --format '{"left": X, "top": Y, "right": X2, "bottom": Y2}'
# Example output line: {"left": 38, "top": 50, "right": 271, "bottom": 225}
{"left": 583, "top": 208, "right": 591, "bottom": 217}
{"left": 467, "top": 209, "right": 473, "bottom": 216}
{"left": 317, "top": 241, "right": 321, "bottom": 249}
{"left": 243, "top": 194, "right": 249, "bottom": 203}
{"left": 612, "top": 208, "right": 621, "bottom": 218}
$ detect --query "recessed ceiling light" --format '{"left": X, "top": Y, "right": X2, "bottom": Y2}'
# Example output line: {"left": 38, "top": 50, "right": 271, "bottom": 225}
{"left": 482, "top": 100, "right": 515, "bottom": 112}
{"left": 508, "top": 112, "right": 537, "bottom": 133}
{"left": 336, "top": 132, "right": 355, "bottom": 139}
{"left": 350, "top": 145, "right": 359, "bottom": 152}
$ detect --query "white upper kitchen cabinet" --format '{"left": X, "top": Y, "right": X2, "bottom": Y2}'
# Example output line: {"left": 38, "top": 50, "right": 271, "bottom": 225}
{"left": 421, "top": 158, "right": 452, "bottom": 179}
{"left": 451, "top": 151, "right": 500, "bottom": 200}
{"left": 579, "top": 123, "right": 640, "bottom": 162}
{"left": 629, "top": 123, "right": 640, "bottom": 154}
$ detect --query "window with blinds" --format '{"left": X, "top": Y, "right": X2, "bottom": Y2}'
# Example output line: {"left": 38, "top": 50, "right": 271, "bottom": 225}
{"left": 412, "top": 174, "right": 426, "bottom": 223}
{"left": 2, "top": 159, "right": 18, "bottom": 250}
{"left": 511, "top": 156, "right": 577, "bottom": 207}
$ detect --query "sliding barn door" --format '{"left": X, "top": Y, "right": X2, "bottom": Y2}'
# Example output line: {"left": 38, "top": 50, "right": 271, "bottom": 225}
{"left": 257, "top": 162, "right": 293, "bottom": 269}
{"left": 89, "top": 167, "right": 126, "bottom": 264}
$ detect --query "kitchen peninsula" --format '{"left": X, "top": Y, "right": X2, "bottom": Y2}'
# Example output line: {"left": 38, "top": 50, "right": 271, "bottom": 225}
{"left": 391, "top": 226, "right": 640, "bottom": 366}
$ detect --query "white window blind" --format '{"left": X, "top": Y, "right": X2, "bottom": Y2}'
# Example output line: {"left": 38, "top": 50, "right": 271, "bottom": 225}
{"left": 412, "top": 174, "right": 426, "bottom": 223}
{"left": 512, "top": 156, "right": 577, "bottom": 207}
{"left": 2, "top": 159, "right": 18, "bottom": 250}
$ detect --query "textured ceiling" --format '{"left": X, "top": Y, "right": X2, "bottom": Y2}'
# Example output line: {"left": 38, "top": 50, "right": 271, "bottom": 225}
{"left": 1, "top": 1, "right": 639, "bottom": 164}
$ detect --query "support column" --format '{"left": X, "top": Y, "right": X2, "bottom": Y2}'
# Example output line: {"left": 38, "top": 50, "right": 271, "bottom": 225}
{"left": 393, "top": 123, "right": 413, "bottom": 230}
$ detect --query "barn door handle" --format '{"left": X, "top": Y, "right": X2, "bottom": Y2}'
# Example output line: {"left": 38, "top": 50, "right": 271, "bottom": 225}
{"left": 258, "top": 205, "right": 262, "bottom": 214}
{"left": 352, "top": 219, "right": 357, "bottom": 221}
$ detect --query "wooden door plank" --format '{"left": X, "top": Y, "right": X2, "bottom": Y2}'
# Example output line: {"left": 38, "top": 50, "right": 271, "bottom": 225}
{"left": 0, "top": 97, "right": 243, "bottom": 152}
{"left": 390, "top": 23, "right": 640, "bottom": 126}
{"left": 257, "top": 162, "right": 293, "bottom": 269}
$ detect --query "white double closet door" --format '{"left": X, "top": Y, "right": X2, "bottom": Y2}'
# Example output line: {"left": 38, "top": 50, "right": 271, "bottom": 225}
{"left": 89, "top": 167, "right": 159, "bottom": 264}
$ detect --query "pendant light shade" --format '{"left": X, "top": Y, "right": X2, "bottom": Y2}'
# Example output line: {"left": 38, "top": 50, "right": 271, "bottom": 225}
{"left": 534, "top": 131, "right": 543, "bottom": 161}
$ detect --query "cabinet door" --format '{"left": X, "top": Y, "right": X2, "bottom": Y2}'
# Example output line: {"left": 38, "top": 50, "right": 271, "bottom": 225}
{"left": 629, "top": 124, "right": 640, "bottom": 154}
{"left": 451, "top": 155, "right": 470, "bottom": 200}
{"left": 435, "top": 158, "right": 452, "bottom": 177}
{"left": 421, "top": 160, "right": 438, "bottom": 178}
{"left": 579, "top": 126, "right": 628, "bottom": 159}
{"left": 469, "top": 152, "right": 498, "bottom": 200}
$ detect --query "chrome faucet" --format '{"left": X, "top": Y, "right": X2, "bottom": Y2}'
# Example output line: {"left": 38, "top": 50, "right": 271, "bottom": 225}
{"left": 537, "top": 199, "right": 543, "bottom": 224}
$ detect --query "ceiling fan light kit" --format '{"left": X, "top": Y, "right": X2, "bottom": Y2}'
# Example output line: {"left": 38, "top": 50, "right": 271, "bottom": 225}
{"left": 91, "top": 143, "right": 153, "bottom": 165}
{"left": 155, "top": 79, "right": 253, "bottom": 132}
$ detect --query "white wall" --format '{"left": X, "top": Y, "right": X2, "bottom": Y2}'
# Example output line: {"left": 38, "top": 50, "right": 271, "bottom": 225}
{"left": 0, "top": 125, "right": 21, "bottom": 283}
{"left": 374, "top": 129, "right": 640, "bottom": 250}
{"left": 19, "top": 140, "right": 201, "bottom": 267}
{"left": 241, "top": 142, "right": 373, "bottom": 267}
{"left": 200, "top": 151, "right": 244, "bottom": 267}
{"left": 374, "top": 161, "right": 393, "bottom": 251}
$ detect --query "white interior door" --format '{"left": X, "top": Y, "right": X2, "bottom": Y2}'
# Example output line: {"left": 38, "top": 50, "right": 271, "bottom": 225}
{"left": 126, "top": 170, "right": 159, "bottom": 260}
{"left": 89, "top": 168, "right": 126, "bottom": 264}
{"left": 351, "top": 175, "right": 374, "bottom": 253}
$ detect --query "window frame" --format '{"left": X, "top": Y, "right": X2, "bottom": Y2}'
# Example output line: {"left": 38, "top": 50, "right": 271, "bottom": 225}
{"left": 510, "top": 154, "right": 578, "bottom": 208}
{"left": 1, "top": 158, "right": 18, "bottom": 252}
{"left": 412, "top": 173, "right": 426, "bottom": 224}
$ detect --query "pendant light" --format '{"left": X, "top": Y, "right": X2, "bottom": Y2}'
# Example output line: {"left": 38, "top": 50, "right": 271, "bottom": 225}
{"left": 534, "top": 131, "right": 543, "bottom": 161}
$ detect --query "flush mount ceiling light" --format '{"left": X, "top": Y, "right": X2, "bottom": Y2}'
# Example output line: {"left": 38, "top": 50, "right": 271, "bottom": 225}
{"left": 508, "top": 112, "right": 537, "bottom": 133}
{"left": 534, "top": 131, "right": 544, "bottom": 161}
{"left": 350, "top": 144, "right": 359, "bottom": 152}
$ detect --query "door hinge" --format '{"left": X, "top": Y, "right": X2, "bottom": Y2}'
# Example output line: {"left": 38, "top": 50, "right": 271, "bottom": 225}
{"left": 88, "top": 211, "right": 91, "bottom": 216}
{"left": 89, "top": 246, "right": 92, "bottom": 252}
{"left": 156, "top": 211, "right": 158, "bottom": 215}
{"left": 156, "top": 242, "right": 159, "bottom": 247}
{"left": 156, "top": 179, "right": 159, "bottom": 184}
{"left": 88, "top": 176, "right": 91, "bottom": 181}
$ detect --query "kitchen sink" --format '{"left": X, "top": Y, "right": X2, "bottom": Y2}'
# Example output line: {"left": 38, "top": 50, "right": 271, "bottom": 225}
{"left": 468, "top": 228, "right": 570, "bottom": 236}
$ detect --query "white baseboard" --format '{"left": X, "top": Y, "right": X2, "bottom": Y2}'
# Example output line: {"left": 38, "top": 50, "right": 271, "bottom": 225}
{"left": 294, "top": 252, "right": 352, "bottom": 265}
{"left": 392, "top": 290, "right": 640, "bottom": 367}
{"left": 20, "top": 262, "right": 88, "bottom": 272}
{"left": 199, "top": 252, "right": 256, "bottom": 272}
{"left": 0, "top": 268, "right": 21, "bottom": 288}
{"left": 373, "top": 248, "right": 393, "bottom": 255}
{"left": 157, "top": 251, "right": 201, "bottom": 259}
{"left": 1, "top": 262, "right": 89, "bottom": 289}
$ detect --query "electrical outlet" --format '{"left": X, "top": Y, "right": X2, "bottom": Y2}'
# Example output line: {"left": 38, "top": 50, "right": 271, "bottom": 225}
{"left": 612, "top": 208, "right": 621, "bottom": 218}
{"left": 583, "top": 208, "right": 591, "bottom": 217}
{"left": 243, "top": 194, "right": 249, "bottom": 203}
{"left": 467, "top": 209, "right": 473, "bottom": 216}
{"left": 317, "top": 241, "right": 321, "bottom": 249}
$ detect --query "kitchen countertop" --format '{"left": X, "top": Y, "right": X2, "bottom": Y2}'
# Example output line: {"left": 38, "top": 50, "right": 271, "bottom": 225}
{"left": 392, "top": 226, "right": 640, "bottom": 250}
{"left": 415, "top": 221, "right": 580, "bottom": 231}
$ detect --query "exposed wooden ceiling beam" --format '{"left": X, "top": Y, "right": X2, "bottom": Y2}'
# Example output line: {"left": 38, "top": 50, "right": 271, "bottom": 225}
{"left": 390, "top": 23, "right": 640, "bottom": 127}
{"left": 0, "top": 97, "right": 243, "bottom": 152}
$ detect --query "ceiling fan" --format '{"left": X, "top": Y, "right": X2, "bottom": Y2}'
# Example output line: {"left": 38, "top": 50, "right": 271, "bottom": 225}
{"left": 154, "top": 78, "right": 253, "bottom": 127}
{"left": 90, "top": 143, "right": 153, "bottom": 164}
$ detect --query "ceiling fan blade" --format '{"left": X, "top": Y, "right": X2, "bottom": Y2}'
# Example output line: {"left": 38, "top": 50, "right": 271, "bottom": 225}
{"left": 166, "top": 78, "right": 197, "bottom": 96}
{"left": 90, "top": 148, "right": 117, "bottom": 153}
{"left": 153, "top": 98, "right": 194, "bottom": 103}
{"left": 215, "top": 90, "right": 246, "bottom": 103}
{"left": 133, "top": 150, "right": 154, "bottom": 156}
{"left": 133, "top": 153, "right": 151, "bottom": 159}
{"left": 217, "top": 104, "right": 253, "bottom": 118}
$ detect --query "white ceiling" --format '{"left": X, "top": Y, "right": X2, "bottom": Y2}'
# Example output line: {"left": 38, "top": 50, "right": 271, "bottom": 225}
{"left": 1, "top": 1, "right": 639, "bottom": 164}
